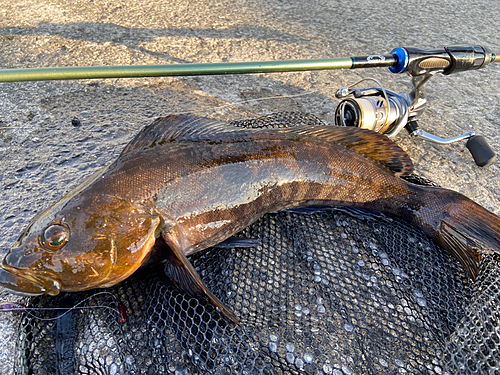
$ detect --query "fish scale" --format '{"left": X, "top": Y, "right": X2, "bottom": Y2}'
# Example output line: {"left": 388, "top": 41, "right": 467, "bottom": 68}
{"left": 1, "top": 114, "right": 499, "bottom": 324}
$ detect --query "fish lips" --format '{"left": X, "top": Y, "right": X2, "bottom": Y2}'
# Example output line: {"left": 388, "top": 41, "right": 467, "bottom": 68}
{"left": 0, "top": 262, "right": 62, "bottom": 296}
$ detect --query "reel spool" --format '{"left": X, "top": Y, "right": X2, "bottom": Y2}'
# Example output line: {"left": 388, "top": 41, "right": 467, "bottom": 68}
{"left": 335, "top": 88, "right": 407, "bottom": 137}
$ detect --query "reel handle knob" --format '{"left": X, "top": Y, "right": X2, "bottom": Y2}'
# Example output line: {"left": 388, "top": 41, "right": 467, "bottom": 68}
{"left": 466, "top": 135, "right": 497, "bottom": 167}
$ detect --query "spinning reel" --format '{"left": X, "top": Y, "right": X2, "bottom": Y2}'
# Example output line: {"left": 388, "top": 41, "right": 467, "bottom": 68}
{"left": 334, "top": 46, "right": 497, "bottom": 167}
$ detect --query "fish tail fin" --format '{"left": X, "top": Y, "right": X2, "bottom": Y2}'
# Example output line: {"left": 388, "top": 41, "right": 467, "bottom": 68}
{"left": 421, "top": 188, "right": 500, "bottom": 280}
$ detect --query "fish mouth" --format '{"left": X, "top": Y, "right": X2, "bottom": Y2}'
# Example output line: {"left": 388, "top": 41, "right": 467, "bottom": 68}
{"left": 0, "top": 262, "right": 61, "bottom": 296}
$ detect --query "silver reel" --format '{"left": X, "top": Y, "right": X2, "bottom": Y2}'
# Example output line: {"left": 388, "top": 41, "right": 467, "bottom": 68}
{"left": 334, "top": 80, "right": 408, "bottom": 138}
{"left": 334, "top": 78, "right": 496, "bottom": 167}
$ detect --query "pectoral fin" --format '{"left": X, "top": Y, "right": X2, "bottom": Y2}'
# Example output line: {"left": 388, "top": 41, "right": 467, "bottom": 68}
{"left": 161, "top": 229, "right": 238, "bottom": 323}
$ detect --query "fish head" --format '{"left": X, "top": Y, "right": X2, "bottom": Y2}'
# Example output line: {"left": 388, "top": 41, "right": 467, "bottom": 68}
{"left": 0, "top": 192, "right": 161, "bottom": 296}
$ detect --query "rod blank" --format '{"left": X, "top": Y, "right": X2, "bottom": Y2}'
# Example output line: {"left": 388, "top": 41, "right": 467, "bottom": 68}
{"left": 0, "top": 58, "right": 355, "bottom": 82}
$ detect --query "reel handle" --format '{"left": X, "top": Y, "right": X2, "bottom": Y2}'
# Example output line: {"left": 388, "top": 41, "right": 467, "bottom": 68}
{"left": 466, "top": 135, "right": 497, "bottom": 167}
{"left": 406, "top": 121, "right": 497, "bottom": 167}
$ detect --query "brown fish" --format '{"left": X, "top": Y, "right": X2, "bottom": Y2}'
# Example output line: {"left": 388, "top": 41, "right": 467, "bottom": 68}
{"left": 1, "top": 114, "right": 499, "bottom": 323}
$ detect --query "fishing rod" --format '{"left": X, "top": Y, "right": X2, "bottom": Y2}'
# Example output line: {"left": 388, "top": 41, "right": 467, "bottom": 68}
{"left": 0, "top": 45, "right": 498, "bottom": 166}
{"left": 0, "top": 45, "right": 496, "bottom": 82}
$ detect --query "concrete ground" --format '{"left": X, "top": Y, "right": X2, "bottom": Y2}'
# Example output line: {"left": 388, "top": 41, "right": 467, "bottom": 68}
{"left": 0, "top": 0, "right": 499, "bottom": 373}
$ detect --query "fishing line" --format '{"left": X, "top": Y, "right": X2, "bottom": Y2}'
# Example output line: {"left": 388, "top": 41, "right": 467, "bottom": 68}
{"left": 0, "top": 291, "right": 126, "bottom": 322}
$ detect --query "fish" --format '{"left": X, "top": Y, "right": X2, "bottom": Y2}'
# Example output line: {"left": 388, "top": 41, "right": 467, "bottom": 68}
{"left": 1, "top": 114, "right": 499, "bottom": 323}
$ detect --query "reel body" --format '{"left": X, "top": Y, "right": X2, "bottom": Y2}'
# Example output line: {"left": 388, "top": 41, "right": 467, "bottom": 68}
{"left": 335, "top": 86, "right": 407, "bottom": 137}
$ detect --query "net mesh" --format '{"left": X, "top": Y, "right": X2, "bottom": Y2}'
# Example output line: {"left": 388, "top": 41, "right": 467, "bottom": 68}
{"left": 12, "top": 112, "right": 500, "bottom": 374}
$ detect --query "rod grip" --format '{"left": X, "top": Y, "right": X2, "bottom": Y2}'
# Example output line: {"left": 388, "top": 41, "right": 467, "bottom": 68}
{"left": 390, "top": 45, "right": 494, "bottom": 75}
{"left": 443, "top": 46, "right": 494, "bottom": 75}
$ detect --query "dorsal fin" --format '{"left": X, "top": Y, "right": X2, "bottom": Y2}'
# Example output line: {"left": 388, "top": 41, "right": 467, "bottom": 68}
{"left": 123, "top": 114, "right": 414, "bottom": 176}
{"left": 277, "top": 126, "right": 414, "bottom": 176}
{"left": 120, "top": 114, "right": 243, "bottom": 156}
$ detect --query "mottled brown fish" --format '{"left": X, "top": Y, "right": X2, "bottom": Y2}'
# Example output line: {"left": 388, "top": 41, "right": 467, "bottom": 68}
{"left": 1, "top": 114, "right": 499, "bottom": 323}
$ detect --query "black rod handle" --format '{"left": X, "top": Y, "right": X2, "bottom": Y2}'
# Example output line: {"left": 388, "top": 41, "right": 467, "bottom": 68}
{"left": 390, "top": 45, "right": 496, "bottom": 76}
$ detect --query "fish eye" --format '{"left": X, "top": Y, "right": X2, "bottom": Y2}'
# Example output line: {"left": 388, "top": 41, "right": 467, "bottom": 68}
{"left": 42, "top": 224, "right": 70, "bottom": 251}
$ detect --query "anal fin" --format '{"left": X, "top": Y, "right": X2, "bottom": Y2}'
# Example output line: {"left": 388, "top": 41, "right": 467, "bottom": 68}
{"left": 161, "top": 232, "right": 238, "bottom": 323}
